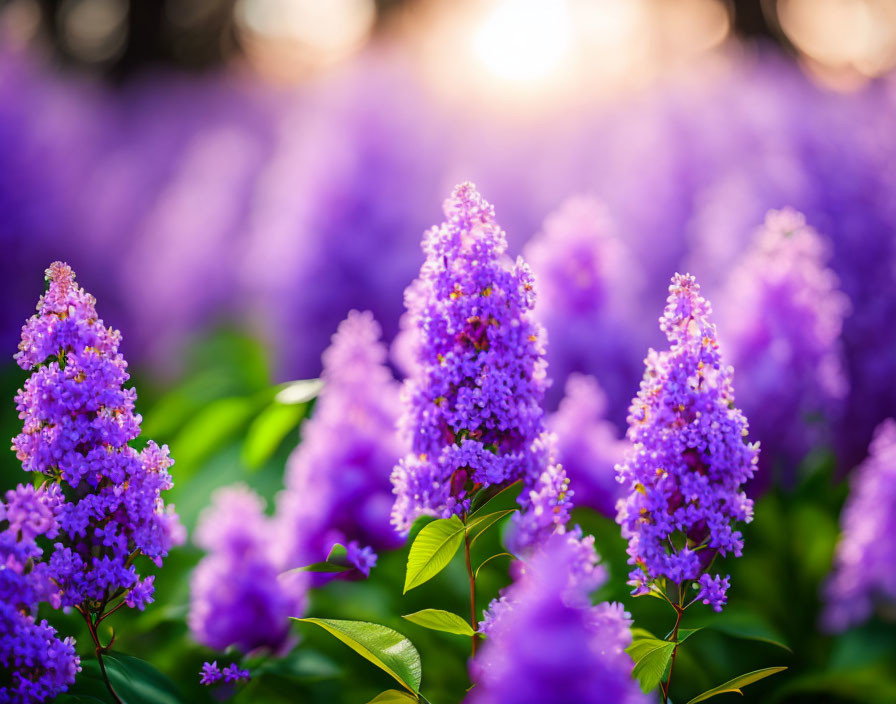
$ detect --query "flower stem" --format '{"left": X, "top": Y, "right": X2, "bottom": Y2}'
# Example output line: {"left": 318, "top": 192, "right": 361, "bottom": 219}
{"left": 79, "top": 606, "right": 124, "bottom": 704}
{"left": 661, "top": 604, "right": 684, "bottom": 704}
{"left": 463, "top": 532, "right": 480, "bottom": 657}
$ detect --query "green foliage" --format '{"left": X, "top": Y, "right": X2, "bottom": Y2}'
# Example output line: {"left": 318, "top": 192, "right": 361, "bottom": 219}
{"left": 366, "top": 691, "right": 419, "bottom": 704}
{"left": 474, "top": 552, "right": 515, "bottom": 580}
{"left": 685, "top": 666, "right": 788, "bottom": 703}
{"left": 404, "top": 516, "right": 466, "bottom": 593}
{"left": 291, "top": 543, "right": 353, "bottom": 574}
{"left": 402, "top": 609, "right": 476, "bottom": 637}
{"left": 293, "top": 618, "right": 423, "bottom": 695}
{"left": 626, "top": 637, "right": 676, "bottom": 693}
{"left": 67, "top": 653, "right": 186, "bottom": 704}
{"left": 243, "top": 400, "right": 310, "bottom": 470}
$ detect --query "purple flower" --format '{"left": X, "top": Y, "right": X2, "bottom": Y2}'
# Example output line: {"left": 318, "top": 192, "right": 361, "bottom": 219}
{"left": 1, "top": 484, "right": 80, "bottom": 703}
{"left": 190, "top": 485, "right": 307, "bottom": 655}
{"left": 391, "top": 184, "right": 549, "bottom": 532}
{"left": 12, "top": 262, "right": 183, "bottom": 615}
{"left": 615, "top": 274, "right": 758, "bottom": 608}
{"left": 548, "top": 374, "right": 627, "bottom": 517}
{"left": 696, "top": 574, "right": 730, "bottom": 612}
{"left": 275, "top": 311, "right": 404, "bottom": 575}
{"left": 824, "top": 419, "right": 896, "bottom": 631}
{"left": 715, "top": 209, "right": 850, "bottom": 487}
{"left": 470, "top": 531, "right": 645, "bottom": 704}
{"left": 506, "top": 434, "right": 574, "bottom": 556}
{"left": 524, "top": 197, "right": 646, "bottom": 421}
{"left": 222, "top": 664, "right": 251, "bottom": 683}
{"left": 199, "top": 661, "right": 222, "bottom": 686}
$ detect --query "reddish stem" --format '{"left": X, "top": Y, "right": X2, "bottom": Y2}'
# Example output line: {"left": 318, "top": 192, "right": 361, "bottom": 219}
{"left": 463, "top": 533, "right": 480, "bottom": 657}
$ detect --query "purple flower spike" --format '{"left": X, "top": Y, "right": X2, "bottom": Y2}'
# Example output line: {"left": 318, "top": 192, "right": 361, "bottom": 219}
{"left": 717, "top": 209, "right": 850, "bottom": 486}
{"left": 12, "top": 261, "right": 183, "bottom": 611}
{"left": 696, "top": 574, "right": 730, "bottom": 612}
{"left": 824, "top": 419, "right": 896, "bottom": 631}
{"left": 615, "top": 273, "right": 758, "bottom": 608}
{"left": 222, "top": 664, "right": 251, "bottom": 683}
{"left": 190, "top": 485, "right": 307, "bottom": 655}
{"left": 391, "top": 184, "right": 549, "bottom": 532}
{"left": 275, "top": 311, "right": 403, "bottom": 578}
{"left": 471, "top": 532, "right": 647, "bottom": 704}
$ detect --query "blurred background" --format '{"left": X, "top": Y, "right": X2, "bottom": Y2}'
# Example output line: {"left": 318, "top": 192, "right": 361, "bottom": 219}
{"left": 3, "top": 0, "right": 896, "bottom": 702}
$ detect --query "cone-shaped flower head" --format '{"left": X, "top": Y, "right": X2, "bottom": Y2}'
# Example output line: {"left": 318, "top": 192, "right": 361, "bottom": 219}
{"left": 524, "top": 197, "right": 644, "bottom": 419}
{"left": 1, "top": 484, "right": 80, "bottom": 703}
{"left": 12, "top": 262, "right": 183, "bottom": 611}
{"left": 276, "top": 310, "right": 404, "bottom": 574}
{"left": 470, "top": 531, "right": 646, "bottom": 704}
{"left": 824, "top": 419, "right": 896, "bottom": 631}
{"left": 615, "top": 273, "right": 758, "bottom": 610}
{"left": 391, "top": 183, "right": 548, "bottom": 532}
{"left": 190, "top": 485, "right": 307, "bottom": 654}
{"left": 548, "top": 374, "right": 626, "bottom": 518}
{"left": 717, "top": 209, "right": 849, "bottom": 484}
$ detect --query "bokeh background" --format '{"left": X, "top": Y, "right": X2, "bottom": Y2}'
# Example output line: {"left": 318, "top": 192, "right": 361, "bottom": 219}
{"left": 3, "top": 0, "right": 896, "bottom": 702}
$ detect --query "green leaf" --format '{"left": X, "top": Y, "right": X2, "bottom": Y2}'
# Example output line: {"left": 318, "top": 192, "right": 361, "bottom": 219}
{"left": 467, "top": 510, "right": 516, "bottom": 546}
{"left": 366, "top": 691, "right": 419, "bottom": 704}
{"left": 685, "top": 666, "right": 788, "bottom": 703}
{"left": 404, "top": 516, "right": 466, "bottom": 593}
{"left": 626, "top": 638, "right": 676, "bottom": 694}
{"left": 630, "top": 627, "right": 657, "bottom": 641}
{"left": 242, "top": 401, "right": 308, "bottom": 469}
{"left": 693, "top": 608, "right": 792, "bottom": 652}
{"left": 468, "top": 480, "right": 522, "bottom": 518}
{"left": 406, "top": 515, "right": 437, "bottom": 545}
{"left": 674, "top": 628, "right": 702, "bottom": 644}
{"left": 169, "top": 397, "right": 256, "bottom": 480}
{"left": 70, "top": 653, "right": 186, "bottom": 704}
{"left": 474, "top": 552, "right": 515, "bottom": 580}
{"left": 294, "top": 618, "right": 422, "bottom": 694}
{"left": 402, "top": 609, "right": 476, "bottom": 636}
{"left": 287, "top": 543, "right": 353, "bottom": 573}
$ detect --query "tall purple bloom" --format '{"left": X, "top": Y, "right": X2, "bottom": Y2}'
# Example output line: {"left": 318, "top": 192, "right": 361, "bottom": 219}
{"left": 390, "top": 183, "right": 549, "bottom": 532}
{"left": 824, "top": 419, "right": 896, "bottom": 631}
{"left": 470, "top": 532, "right": 646, "bottom": 704}
{"left": 524, "top": 197, "right": 645, "bottom": 420}
{"left": 12, "top": 262, "right": 183, "bottom": 612}
{"left": 190, "top": 485, "right": 307, "bottom": 655}
{"left": 716, "top": 209, "right": 849, "bottom": 487}
{"left": 1, "top": 484, "right": 80, "bottom": 703}
{"left": 616, "top": 274, "right": 758, "bottom": 611}
{"left": 275, "top": 310, "right": 404, "bottom": 574}
{"left": 548, "top": 374, "right": 626, "bottom": 518}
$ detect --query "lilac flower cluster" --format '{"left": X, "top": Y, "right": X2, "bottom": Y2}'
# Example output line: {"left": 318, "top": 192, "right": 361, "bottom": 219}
{"left": 615, "top": 274, "right": 758, "bottom": 610}
{"left": 276, "top": 311, "right": 404, "bottom": 576}
{"left": 199, "top": 661, "right": 251, "bottom": 686}
{"left": 548, "top": 374, "right": 627, "bottom": 518}
{"left": 525, "top": 197, "right": 645, "bottom": 420}
{"left": 471, "top": 532, "right": 646, "bottom": 704}
{"left": 1, "top": 484, "right": 80, "bottom": 703}
{"left": 824, "top": 419, "right": 896, "bottom": 631}
{"left": 391, "top": 184, "right": 549, "bottom": 531}
{"left": 716, "top": 209, "right": 849, "bottom": 486}
{"left": 12, "top": 261, "right": 182, "bottom": 611}
{"left": 189, "top": 485, "right": 307, "bottom": 655}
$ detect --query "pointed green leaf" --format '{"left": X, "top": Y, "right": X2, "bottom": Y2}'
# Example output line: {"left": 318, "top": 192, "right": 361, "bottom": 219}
{"left": 366, "top": 690, "right": 418, "bottom": 704}
{"left": 468, "top": 479, "right": 523, "bottom": 518}
{"left": 467, "top": 509, "right": 516, "bottom": 546}
{"left": 675, "top": 628, "right": 702, "bottom": 644}
{"left": 404, "top": 516, "right": 466, "bottom": 593}
{"left": 630, "top": 627, "right": 657, "bottom": 641}
{"left": 693, "top": 608, "right": 792, "bottom": 652}
{"left": 407, "top": 515, "right": 436, "bottom": 545}
{"left": 294, "top": 618, "right": 422, "bottom": 694}
{"left": 242, "top": 400, "right": 308, "bottom": 469}
{"left": 292, "top": 562, "right": 352, "bottom": 574}
{"left": 327, "top": 543, "right": 348, "bottom": 563}
{"left": 402, "top": 609, "right": 476, "bottom": 637}
{"left": 685, "top": 666, "right": 788, "bottom": 703}
{"left": 626, "top": 638, "right": 676, "bottom": 694}
{"left": 474, "top": 552, "right": 515, "bottom": 580}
